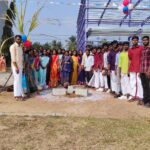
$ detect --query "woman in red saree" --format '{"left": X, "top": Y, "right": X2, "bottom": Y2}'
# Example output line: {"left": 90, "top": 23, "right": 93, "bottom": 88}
{"left": 49, "top": 50, "right": 59, "bottom": 88}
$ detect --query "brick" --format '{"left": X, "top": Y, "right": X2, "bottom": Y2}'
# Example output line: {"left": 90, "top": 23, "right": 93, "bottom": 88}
{"left": 75, "top": 88, "right": 88, "bottom": 97}
{"left": 52, "top": 88, "right": 67, "bottom": 96}
{"left": 67, "top": 86, "right": 75, "bottom": 94}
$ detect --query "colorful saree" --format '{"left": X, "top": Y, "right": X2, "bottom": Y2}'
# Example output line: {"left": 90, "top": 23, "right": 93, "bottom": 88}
{"left": 49, "top": 55, "right": 59, "bottom": 88}
{"left": 78, "top": 56, "right": 85, "bottom": 84}
{"left": 39, "top": 56, "right": 49, "bottom": 87}
{"left": 61, "top": 56, "right": 72, "bottom": 84}
{"left": 0, "top": 56, "right": 6, "bottom": 72}
{"left": 28, "top": 56, "right": 38, "bottom": 93}
{"left": 34, "top": 56, "right": 40, "bottom": 86}
{"left": 71, "top": 56, "right": 78, "bottom": 85}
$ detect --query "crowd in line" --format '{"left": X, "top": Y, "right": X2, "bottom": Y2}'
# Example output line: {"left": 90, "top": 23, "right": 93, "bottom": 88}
{"left": 9, "top": 35, "right": 150, "bottom": 107}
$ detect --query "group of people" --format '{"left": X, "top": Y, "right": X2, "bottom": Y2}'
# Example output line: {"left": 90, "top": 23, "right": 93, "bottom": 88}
{"left": 0, "top": 54, "right": 6, "bottom": 72}
{"left": 9, "top": 35, "right": 150, "bottom": 107}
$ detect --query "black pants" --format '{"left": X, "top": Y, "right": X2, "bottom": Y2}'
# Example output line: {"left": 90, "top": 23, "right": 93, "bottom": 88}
{"left": 140, "top": 73, "right": 150, "bottom": 104}
{"left": 85, "top": 71, "right": 93, "bottom": 83}
{"left": 107, "top": 75, "right": 111, "bottom": 89}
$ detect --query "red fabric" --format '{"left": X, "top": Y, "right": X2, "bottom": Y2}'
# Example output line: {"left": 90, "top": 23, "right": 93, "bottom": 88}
{"left": 141, "top": 46, "right": 150, "bottom": 73}
{"left": 128, "top": 45, "right": 143, "bottom": 73}
{"left": 93, "top": 52, "right": 103, "bottom": 70}
{"left": 34, "top": 56, "right": 40, "bottom": 69}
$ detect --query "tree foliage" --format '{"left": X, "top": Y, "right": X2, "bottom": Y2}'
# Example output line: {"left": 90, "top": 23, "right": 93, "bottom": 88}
{"left": 32, "top": 40, "right": 62, "bottom": 50}
{"left": 66, "top": 36, "right": 77, "bottom": 50}
{"left": 1, "top": 1, "right": 16, "bottom": 65}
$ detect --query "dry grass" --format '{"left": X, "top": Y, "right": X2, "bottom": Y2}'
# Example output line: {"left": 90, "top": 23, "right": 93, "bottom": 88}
{"left": 0, "top": 116, "right": 150, "bottom": 150}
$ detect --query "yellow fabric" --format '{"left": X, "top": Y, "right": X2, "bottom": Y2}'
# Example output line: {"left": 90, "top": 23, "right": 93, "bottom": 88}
{"left": 49, "top": 55, "right": 59, "bottom": 88}
{"left": 71, "top": 56, "right": 78, "bottom": 85}
{"left": 119, "top": 51, "right": 129, "bottom": 74}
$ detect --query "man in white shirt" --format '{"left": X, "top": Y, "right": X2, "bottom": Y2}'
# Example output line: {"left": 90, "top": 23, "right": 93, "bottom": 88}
{"left": 84, "top": 49, "right": 94, "bottom": 84}
{"left": 10, "top": 35, "right": 24, "bottom": 100}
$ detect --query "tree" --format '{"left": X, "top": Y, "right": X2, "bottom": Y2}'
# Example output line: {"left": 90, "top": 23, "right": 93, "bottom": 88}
{"left": 32, "top": 42, "right": 41, "bottom": 49}
{"left": 66, "top": 36, "right": 77, "bottom": 50}
{"left": 43, "top": 42, "right": 51, "bottom": 49}
{"left": 51, "top": 40, "right": 62, "bottom": 50}
{"left": 0, "top": 0, "right": 42, "bottom": 53}
{"left": 1, "top": 1, "right": 16, "bottom": 65}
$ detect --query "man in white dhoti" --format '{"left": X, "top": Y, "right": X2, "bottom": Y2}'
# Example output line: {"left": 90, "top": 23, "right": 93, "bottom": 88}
{"left": 128, "top": 36, "right": 143, "bottom": 101}
{"left": 10, "top": 35, "right": 24, "bottom": 100}
{"left": 84, "top": 49, "right": 94, "bottom": 85}
{"left": 118, "top": 42, "right": 130, "bottom": 100}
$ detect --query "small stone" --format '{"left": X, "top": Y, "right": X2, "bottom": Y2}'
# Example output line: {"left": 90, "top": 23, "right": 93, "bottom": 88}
{"left": 75, "top": 88, "right": 88, "bottom": 97}
{"left": 67, "top": 86, "right": 75, "bottom": 94}
{"left": 52, "top": 88, "right": 67, "bottom": 96}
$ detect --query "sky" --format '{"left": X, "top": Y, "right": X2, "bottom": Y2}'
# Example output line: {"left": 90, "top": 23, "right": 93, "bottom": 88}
{"left": 13, "top": 0, "right": 150, "bottom": 47}
{"left": 15, "top": 0, "right": 80, "bottom": 47}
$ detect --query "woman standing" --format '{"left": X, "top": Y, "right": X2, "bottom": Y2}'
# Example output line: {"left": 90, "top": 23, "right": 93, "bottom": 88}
{"left": 39, "top": 50, "right": 49, "bottom": 89}
{"left": 34, "top": 50, "right": 40, "bottom": 88}
{"left": 61, "top": 51, "right": 73, "bottom": 85}
{"left": 46, "top": 49, "right": 51, "bottom": 86}
{"left": 28, "top": 50, "right": 38, "bottom": 92}
{"left": 71, "top": 50, "right": 78, "bottom": 85}
{"left": 78, "top": 50, "right": 85, "bottom": 85}
{"left": 49, "top": 50, "right": 59, "bottom": 88}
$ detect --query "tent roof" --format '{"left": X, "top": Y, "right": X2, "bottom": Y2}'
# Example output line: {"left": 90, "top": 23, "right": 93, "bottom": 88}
{"left": 86, "top": 27, "right": 150, "bottom": 37}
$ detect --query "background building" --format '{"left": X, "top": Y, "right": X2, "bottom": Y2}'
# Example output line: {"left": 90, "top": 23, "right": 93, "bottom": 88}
{"left": 0, "top": 0, "right": 8, "bottom": 43}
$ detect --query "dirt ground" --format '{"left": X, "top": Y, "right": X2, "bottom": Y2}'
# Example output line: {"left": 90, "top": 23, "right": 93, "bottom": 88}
{"left": 0, "top": 116, "right": 150, "bottom": 150}
{"left": 0, "top": 91, "right": 150, "bottom": 119}
{"left": 0, "top": 92, "right": 150, "bottom": 150}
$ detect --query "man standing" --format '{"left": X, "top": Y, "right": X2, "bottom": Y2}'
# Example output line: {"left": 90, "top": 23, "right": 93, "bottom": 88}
{"left": 10, "top": 35, "right": 24, "bottom": 100}
{"left": 128, "top": 36, "right": 143, "bottom": 101}
{"left": 108, "top": 40, "right": 120, "bottom": 97}
{"left": 84, "top": 49, "right": 94, "bottom": 85}
{"left": 140, "top": 36, "right": 150, "bottom": 106}
{"left": 118, "top": 42, "right": 130, "bottom": 100}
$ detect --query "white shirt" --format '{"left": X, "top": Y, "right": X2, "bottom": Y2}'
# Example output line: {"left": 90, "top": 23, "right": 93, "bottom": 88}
{"left": 81, "top": 52, "right": 87, "bottom": 66}
{"left": 103, "top": 52, "right": 108, "bottom": 69}
{"left": 84, "top": 55, "right": 94, "bottom": 71}
{"left": 115, "top": 52, "right": 120, "bottom": 66}
{"left": 10, "top": 42, "right": 23, "bottom": 69}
